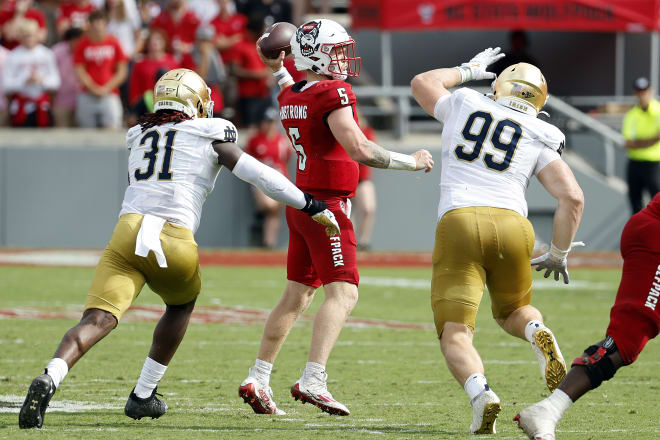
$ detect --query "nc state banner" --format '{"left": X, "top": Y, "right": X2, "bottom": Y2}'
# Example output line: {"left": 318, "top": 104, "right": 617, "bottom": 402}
{"left": 351, "top": 0, "right": 660, "bottom": 32}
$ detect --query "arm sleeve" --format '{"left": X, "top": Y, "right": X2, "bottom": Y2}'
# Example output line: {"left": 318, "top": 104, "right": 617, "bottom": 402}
{"left": 534, "top": 147, "right": 562, "bottom": 176}
{"left": 232, "top": 153, "right": 307, "bottom": 209}
{"left": 433, "top": 94, "right": 452, "bottom": 122}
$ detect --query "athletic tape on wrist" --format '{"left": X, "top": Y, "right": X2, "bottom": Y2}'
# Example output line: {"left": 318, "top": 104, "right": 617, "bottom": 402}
{"left": 549, "top": 242, "right": 570, "bottom": 262}
{"left": 273, "top": 66, "right": 292, "bottom": 86}
{"left": 454, "top": 66, "right": 470, "bottom": 84}
{"left": 388, "top": 152, "right": 417, "bottom": 170}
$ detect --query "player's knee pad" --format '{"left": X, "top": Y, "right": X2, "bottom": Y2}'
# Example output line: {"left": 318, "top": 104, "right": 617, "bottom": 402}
{"left": 571, "top": 336, "right": 619, "bottom": 388}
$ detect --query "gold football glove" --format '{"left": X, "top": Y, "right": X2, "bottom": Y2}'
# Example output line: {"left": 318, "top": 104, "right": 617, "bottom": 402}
{"left": 312, "top": 209, "right": 341, "bottom": 237}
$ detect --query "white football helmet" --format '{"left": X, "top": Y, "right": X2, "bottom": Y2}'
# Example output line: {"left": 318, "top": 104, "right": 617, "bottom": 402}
{"left": 290, "top": 19, "right": 361, "bottom": 80}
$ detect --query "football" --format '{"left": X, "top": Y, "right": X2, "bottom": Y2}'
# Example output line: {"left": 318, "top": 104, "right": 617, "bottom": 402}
{"left": 258, "top": 22, "right": 297, "bottom": 59}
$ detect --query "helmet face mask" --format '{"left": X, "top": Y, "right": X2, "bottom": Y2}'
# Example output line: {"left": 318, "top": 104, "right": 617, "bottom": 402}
{"left": 493, "top": 63, "right": 548, "bottom": 116}
{"left": 324, "top": 40, "right": 360, "bottom": 79}
{"left": 291, "top": 19, "right": 361, "bottom": 80}
{"left": 153, "top": 68, "right": 214, "bottom": 119}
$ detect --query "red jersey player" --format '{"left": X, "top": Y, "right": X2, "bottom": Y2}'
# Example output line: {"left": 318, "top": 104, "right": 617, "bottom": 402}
{"left": 516, "top": 193, "right": 660, "bottom": 439}
{"left": 239, "top": 19, "right": 433, "bottom": 416}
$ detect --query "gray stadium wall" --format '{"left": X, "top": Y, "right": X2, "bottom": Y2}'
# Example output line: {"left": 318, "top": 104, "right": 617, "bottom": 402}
{"left": 0, "top": 130, "right": 628, "bottom": 251}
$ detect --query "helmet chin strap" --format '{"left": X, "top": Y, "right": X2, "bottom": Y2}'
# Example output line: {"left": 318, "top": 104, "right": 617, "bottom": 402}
{"left": 186, "top": 98, "right": 198, "bottom": 119}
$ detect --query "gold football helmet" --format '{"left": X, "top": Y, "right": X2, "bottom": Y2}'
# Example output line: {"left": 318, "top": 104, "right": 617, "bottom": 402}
{"left": 153, "top": 68, "right": 213, "bottom": 118}
{"left": 493, "top": 63, "right": 548, "bottom": 116}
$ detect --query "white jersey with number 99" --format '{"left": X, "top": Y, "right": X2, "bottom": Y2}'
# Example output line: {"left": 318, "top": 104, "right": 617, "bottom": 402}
{"left": 433, "top": 88, "right": 564, "bottom": 220}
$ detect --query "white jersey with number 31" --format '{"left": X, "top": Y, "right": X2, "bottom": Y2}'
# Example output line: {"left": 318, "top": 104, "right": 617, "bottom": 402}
{"left": 120, "top": 118, "right": 238, "bottom": 233}
{"left": 433, "top": 87, "right": 564, "bottom": 220}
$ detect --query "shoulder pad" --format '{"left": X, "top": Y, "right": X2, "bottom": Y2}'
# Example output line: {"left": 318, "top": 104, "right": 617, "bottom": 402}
{"left": 126, "top": 125, "right": 142, "bottom": 147}
{"left": 536, "top": 123, "right": 565, "bottom": 155}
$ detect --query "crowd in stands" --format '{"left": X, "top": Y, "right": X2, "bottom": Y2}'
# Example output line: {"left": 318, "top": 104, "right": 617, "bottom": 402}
{"left": 0, "top": 0, "right": 322, "bottom": 129}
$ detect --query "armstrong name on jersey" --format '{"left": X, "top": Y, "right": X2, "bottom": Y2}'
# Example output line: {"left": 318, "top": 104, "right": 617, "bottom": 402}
{"left": 433, "top": 87, "right": 565, "bottom": 220}
{"left": 280, "top": 104, "right": 308, "bottom": 120}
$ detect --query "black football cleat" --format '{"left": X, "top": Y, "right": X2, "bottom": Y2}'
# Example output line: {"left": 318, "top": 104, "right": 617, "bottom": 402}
{"left": 19, "top": 373, "right": 56, "bottom": 429}
{"left": 124, "top": 387, "right": 168, "bottom": 420}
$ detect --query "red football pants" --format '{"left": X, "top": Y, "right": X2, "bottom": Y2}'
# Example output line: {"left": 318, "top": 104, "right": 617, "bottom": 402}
{"left": 286, "top": 197, "right": 359, "bottom": 288}
{"left": 606, "top": 210, "right": 660, "bottom": 364}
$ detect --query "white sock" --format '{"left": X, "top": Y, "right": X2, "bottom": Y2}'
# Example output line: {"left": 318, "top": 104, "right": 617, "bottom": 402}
{"left": 250, "top": 359, "right": 273, "bottom": 385}
{"left": 134, "top": 357, "right": 168, "bottom": 399}
{"left": 45, "top": 358, "right": 68, "bottom": 388}
{"left": 303, "top": 361, "right": 326, "bottom": 382}
{"left": 546, "top": 389, "right": 573, "bottom": 417}
{"left": 525, "top": 320, "right": 546, "bottom": 343}
{"left": 464, "top": 373, "right": 489, "bottom": 401}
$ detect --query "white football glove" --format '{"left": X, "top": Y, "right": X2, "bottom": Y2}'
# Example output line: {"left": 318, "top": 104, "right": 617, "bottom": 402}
{"left": 531, "top": 241, "right": 584, "bottom": 285}
{"left": 456, "top": 47, "right": 505, "bottom": 83}
{"left": 312, "top": 209, "right": 341, "bottom": 237}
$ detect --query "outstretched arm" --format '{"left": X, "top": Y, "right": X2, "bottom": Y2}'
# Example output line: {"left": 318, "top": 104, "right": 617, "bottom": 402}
{"left": 411, "top": 47, "right": 505, "bottom": 117}
{"left": 327, "top": 107, "right": 434, "bottom": 172}
{"left": 213, "top": 141, "right": 340, "bottom": 236}
{"left": 411, "top": 68, "right": 461, "bottom": 117}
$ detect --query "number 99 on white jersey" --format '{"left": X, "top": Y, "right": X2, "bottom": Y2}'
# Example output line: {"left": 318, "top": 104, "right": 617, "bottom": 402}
{"left": 434, "top": 88, "right": 564, "bottom": 221}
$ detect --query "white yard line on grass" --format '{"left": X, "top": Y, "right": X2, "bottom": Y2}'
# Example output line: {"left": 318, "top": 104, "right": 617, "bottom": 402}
{"left": 361, "top": 276, "right": 615, "bottom": 291}
{"left": 0, "top": 394, "right": 122, "bottom": 413}
{"left": 0, "top": 250, "right": 101, "bottom": 266}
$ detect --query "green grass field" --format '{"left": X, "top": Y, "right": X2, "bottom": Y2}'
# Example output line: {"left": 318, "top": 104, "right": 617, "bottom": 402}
{"left": 1, "top": 264, "right": 659, "bottom": 439}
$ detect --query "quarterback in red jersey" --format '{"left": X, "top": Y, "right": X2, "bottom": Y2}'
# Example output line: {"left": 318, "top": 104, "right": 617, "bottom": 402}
{"left": 516, "top": 193, "right": 660, "bottom": 439}
{"left": 239, "top": 19, "right": 433, "bottom": 416}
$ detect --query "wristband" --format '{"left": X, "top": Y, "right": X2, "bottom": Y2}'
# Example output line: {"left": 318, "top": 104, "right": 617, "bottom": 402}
{"left": 549, "top": 242, "right": 569, "bottom": 262}
{"left": 387, "top": 152, "right": 417, "bottom": 171}
{"left": 273, "top": 66, "right": 293, "bottom": 86}
{"left": 454, "top": 66, "right": 471, "bottom": 84}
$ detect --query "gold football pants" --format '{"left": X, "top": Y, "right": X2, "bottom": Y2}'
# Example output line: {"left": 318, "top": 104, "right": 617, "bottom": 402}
{"left": 84, "top": 214, "right": 201, "bottom": 321}
{"left": 431, "top": 207, "right": 535, "bottom": 337}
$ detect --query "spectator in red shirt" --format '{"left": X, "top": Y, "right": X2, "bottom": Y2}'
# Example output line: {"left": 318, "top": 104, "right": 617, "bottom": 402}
{"left": 351, "top": 111, "right": 378, "bottom": 251}
{"left": 0, "top": 0, "right": 46, "bottom": 50}
{"left": 128, "top": 29, "right": 178, "bottom": 105}
{"left": 150, "top": 0, "right": 199, "bottom": 57}
{"left": 210, "top": 0, "right": 245, "bottom": 61}
{"left": 231, "top": 14, "right": 270, "bottom": 128}
{"left": 74, "top": 10, "right": 128, "bottom": 128}
{"left": 57, "top": 0, "right": 96, "bottom": 37}
{"left": 245, "top": 106, "right": 292, "bottom": 248}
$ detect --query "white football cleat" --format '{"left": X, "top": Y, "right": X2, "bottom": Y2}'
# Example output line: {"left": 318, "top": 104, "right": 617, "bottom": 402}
{"left": 514, "top": 399, "right": 560, "bottom": 440}
{"left": 470, "top": 389, "right": 501, "bottom": 434}
{"left": 238, "top": 376, "right": 286, "bottom": 415}
{"left": 531, "top": 328, "right": 566, "bottom": 392}
{"left": 290, "top": 372, "right": 350, "bottom": 416}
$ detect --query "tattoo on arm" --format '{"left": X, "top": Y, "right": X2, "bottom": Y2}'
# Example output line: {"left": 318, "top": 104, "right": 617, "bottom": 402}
{"left": 358, "top": 140, "right": 391, "bottom": 169}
